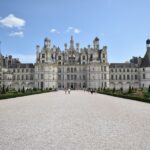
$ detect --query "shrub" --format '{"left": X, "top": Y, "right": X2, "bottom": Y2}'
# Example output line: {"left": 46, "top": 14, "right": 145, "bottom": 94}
{"left": 1, "top": 85, "right": 6, "bottom": 94}
{"left": 21, "top": 87, "right": 25, "bottom": 93}
{"left": 112, "top": 87, "right": 116, "bottom": 93}
{"left": 148, "top": 85, "right": 150, "bottom": 93}
{"left": 128, "top": 86, "right": 132, "bottom": 94}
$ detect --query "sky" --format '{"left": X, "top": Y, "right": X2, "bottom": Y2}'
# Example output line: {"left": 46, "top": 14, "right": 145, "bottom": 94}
{"left": 0, "top": 0, "right": 150, "bottom": 63}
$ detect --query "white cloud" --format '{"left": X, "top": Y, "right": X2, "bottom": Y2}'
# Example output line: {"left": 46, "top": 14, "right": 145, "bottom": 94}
{"left": 66, "top": 27, "right": 81, "bottom": 34}
{"left": 12, "top": 54, "right": 35, "bottom": 63}
{"left": 50, "top": 28, "right": 60, "bottom": 34}
{"left": 9, "top": 31, "right": 24, "bottom": 37}
{"left": 0, "top": 14, "right": 25, "bottom": 28}
{"left": 74, "top": 28, "right": 80, "bottom": 34}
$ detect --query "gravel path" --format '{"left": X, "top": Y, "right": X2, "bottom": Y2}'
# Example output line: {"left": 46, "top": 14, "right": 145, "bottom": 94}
{"left": 0, "top": 91, "right": 150, "bottom": 150}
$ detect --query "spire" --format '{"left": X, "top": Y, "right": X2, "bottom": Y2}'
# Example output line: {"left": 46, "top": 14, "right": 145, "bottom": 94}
{"left": 70, "top": 35, "right": 74, "bottom": 49}
{"left": 0, "top": 41, "right": 2, "bottom": 56}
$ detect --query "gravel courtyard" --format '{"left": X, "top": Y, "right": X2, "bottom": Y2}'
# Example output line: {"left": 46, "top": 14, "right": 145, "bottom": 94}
{"left": 0, "top": 91, "right": 150, "bottom": 150}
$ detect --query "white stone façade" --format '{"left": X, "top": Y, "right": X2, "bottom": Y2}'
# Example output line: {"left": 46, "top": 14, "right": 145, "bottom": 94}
{"left": 0, "top": 36, "right": 150, "bottom": 90}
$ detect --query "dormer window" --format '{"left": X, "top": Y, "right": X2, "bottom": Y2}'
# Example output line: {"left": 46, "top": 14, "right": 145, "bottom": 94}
{"left": 83, "top": 56, "right": 85, "bottom": 60}
{"left": 58, "top": 56, "right": 61, "bottom": 60}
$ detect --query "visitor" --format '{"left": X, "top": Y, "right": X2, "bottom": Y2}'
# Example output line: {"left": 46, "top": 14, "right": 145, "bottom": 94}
{"left": 68, "top": 88, "right": 71, "bottom": 94}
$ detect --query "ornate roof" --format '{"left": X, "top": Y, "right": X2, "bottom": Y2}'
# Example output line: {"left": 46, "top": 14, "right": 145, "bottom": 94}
{"left": 140, "top": 47, "right": 150, "bottom": 67}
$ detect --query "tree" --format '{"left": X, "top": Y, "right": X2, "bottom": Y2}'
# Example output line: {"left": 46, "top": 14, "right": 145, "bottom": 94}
{"left": 128, "top": 86, "right": 132, "bottom": 94}
{"left": 148, "top": 85, "right": 150, "bottom": 93}
{"left": 112, "top": 87, "right": 116, "bottom": 93}
{"left": 22, "top": 86, "right": 25, "bottom": 93}
{"left": 6, "top": 86, "right": 9, "bottom": 93}
{"left": 120, "top": 87, "right": 123, "bottom": 93}
{"left": 1, "top": 85, "right": 6, "bottom": 94}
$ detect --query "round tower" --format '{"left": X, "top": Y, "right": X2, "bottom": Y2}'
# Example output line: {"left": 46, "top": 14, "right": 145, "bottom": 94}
{"left": 93, "top": 37, "right": 100, "bottom": 49}
{"left": 146, "top": 39, "right": 150, "bottom": 48}
{"left": 44, "top": 37, "right": 51, "bottom": 48}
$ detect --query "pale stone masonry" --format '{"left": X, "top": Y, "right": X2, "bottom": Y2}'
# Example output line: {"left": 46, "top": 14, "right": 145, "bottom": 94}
{"left": 0, "top": 37, "right": 150, "bottom": 90}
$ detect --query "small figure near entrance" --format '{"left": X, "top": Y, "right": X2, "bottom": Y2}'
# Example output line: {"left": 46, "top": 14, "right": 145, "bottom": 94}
{"left": 90, "top": 89, "right": 94, "bottom": 94}
{"left": 68, "top": 88, "right": 71, "bottom": 94}
{"left": 65, "top": 88, "right": 67, "bottom": 94}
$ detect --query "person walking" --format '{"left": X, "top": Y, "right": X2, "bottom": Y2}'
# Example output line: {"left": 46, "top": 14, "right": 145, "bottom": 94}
{"left": 68, "top": 88, "right": 71, "bottom": 94}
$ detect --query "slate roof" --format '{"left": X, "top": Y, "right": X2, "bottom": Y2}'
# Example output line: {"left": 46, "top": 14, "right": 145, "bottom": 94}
{"left": 9, "top": 63, "right": 34, "bottom": 68}
{"left": 140, "top": 47, "right": 150, "bottom": 67}
{"left": 110, "top": 63, "right": 138, "bottom": 68}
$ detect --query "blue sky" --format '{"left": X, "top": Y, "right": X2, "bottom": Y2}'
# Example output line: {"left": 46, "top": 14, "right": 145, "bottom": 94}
{"left": 0, "top": 0, "right": 150, "bottom": 63}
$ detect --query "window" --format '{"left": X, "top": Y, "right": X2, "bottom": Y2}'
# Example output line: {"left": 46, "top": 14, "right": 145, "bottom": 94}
{"left": 119, "top": 69, "right": 121, "bottom": 72}
{"left": 123, "top": 75, "right": 125, "bottom": 80}
{"left": 42, "top": 60, "right": 45, "bottom": 63}
{"left": 58, "top": 68, "right": 61, "bottom": 73}
{"left": 42, "top": 54, "right": 45, "bottom": 58}
{"left": 26, "top": 75, "right": 28, "bottom": 80}
{"left": 143, "top": 68, "right": 145, "bottom": 72}
{"left": 71, "top": 68, "right": 73, "bottom": 73}
{"left": 119, "top": 75, "right": 122, "bottom": 80}
{"left": 67, "top": 75, "right": 70, "bottom": 80}
{"left": 71, "top": 75, "right": 73, "bottom": 80}
{"left": 111, "top": 75, "right": 113, "bottom": 80}
{"left": 83, "top": 75, "right": 86, "bottom": 80}
{"left": 103, "top": 54, "right": 105, "bottom": 58}
{"left": 30, "top": 75, "right": 33, "bottom": 80}
{"left": 17, "top": 75, "right": 20, "bottom": 80}
{"left": 116, "top": 75, "right": 117, "bottom": 80}
{"left": 58, "top": 75, "right": 61, "bottom": 80}
{"left": 74, "top": 75, "right": 77, "bottom": 80}
{"left": 127, "top": 75, "right": 130, "bottom": 80}
{"left": 127, "top": 69, "right": 129, "bottom": 72}
{"left": 41, "top": 74, "right": 44, "bottom": 80}
{"left": 143, "top": 74, "right": 145, "bottom": 79}
{"left": 104, "top": 66, "right": 106, "bottom": 72}
{"left": 58, "top": 56, "right": 61, "bottom": 60}
{"left": 104, "top": 74, "right": 106, "bottom": 80}
{"left": 83, "top": 56, "right": 85, "bottom": 60}
{"left": 135, "top": 75, "right": 137, "bottom": 80}
{"left": 74, "top": 68, "right": 77, "bottom": 72}
{"left": 67, "top": 68, "right": 70, "bottom": 73}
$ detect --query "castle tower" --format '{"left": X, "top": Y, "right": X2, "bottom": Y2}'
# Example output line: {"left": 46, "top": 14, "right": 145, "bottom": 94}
{"left": 76, "top": 43, "right": 79, "bottom": 52}
{"left": 70, "top": 36, "right": 74, "bottom": 50}
{"left": 93, "top": 37, "right": 100, "bottom": 50}
{"left": 44, "top": 37, "right": 51, "bottom": 48}
{"left": 36, "top": 45, "right": 40, "bottom": 63}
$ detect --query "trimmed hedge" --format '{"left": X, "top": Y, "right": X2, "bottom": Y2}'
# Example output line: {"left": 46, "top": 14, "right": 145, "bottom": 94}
{"left": 0, "top": 90, "right": 54, "bottom": 100}
{"left": 97, "top": 91, "right": 150, "bottom": 104}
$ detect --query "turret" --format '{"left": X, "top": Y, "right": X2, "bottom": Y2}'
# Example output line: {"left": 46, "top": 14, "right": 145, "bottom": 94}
{"left": 76, "top": 43, "right": 79, "bottom": 52}
{"left": 70, "top": 36, "right": 74, "bottom": 49}
{"left": 36, "top": 45, "right": 40, "bottom": 62}
{"left": 44, "top": 37, "right": 51, "bottom": 48}
{"left": 93, "top": 37, "right": 100, "bottom": 50}
{"left": 64, "top": 43, "right": 67, "bottom": 51}
{"left": 146, "top": 39, "right": 150, "bottom": 49}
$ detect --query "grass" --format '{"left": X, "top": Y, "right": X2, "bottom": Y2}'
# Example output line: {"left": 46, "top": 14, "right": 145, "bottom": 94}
{"left": 97, "top": 89, "right": 150, "bottom": 103}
